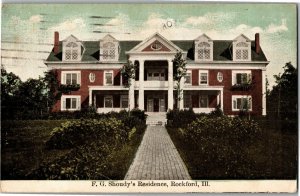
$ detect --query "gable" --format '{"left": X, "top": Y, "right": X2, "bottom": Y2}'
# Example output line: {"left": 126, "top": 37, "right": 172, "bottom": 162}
{"left": 127, "top": 32, "right": 183, "bottom": 53}
{"left": 142, "top": 40, "right": 171, "bottom": 52}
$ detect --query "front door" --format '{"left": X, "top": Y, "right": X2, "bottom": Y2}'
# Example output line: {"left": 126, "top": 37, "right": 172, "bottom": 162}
{"left": 147, "top": 99, "right": 153, "bottom": 112}
{"left": 153, "top": 98, "right": 159, "bottom": 112}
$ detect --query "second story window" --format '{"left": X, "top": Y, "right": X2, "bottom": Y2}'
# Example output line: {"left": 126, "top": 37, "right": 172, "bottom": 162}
{"left": 104, "top": 71, "right": 113, "bottom": 85}
{"left": 184, "top": 71, "right": 191, "bottom": 85}
{"left": 199, "top": 70, "right": 208, "bottom": 85}
{"left": 232, "top": 70, "right": 251, "bottom": 85}
{"left": 61, "top": 71, "right": 81, "bottom": 85}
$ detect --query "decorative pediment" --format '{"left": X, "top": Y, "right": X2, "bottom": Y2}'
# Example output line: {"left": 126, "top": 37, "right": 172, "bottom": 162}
{"left": 233, "top": 34, "right": 251, "bottom": 42}
{"left": 195, "top": 34, "right": 213, "bottom": 42}
{"left": 127, "top": 32, "right": 183, "bottom": 53}
{"left": 63, "top": 34, "right": 80, "bottom": 42}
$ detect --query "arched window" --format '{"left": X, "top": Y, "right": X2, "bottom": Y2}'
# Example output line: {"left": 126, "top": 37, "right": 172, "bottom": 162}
{"left": 197, "top": 42, "right": 211, "bottom": 60}
{"left": 236, "top": 42, "right": 249, "bottom": 60}
{"left": 103, "top": 42, "right": 116, "bottom": 60}
{"left": 65, "top": 42, "right": 79, "bottom": 60}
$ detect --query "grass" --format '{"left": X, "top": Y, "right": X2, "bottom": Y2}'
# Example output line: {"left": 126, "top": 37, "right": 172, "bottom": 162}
{"left": 1, "top": 120, "right": 145, "bottom": 180}
{"left": 167, "top": 120, "right": 297, "bottom": 179}
{"left": 1, "top": 120, "right": 69, "bottom": 179}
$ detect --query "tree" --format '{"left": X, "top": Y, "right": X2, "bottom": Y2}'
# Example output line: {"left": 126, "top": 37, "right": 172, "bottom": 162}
{"left": 121, "top": 60, "right": 136, "bottom": 110}
{"left": 267, "top": 62, "right": 297, "bottom": 120}
{"left": 172, "top": 52, "right": 187, "bottom": 109}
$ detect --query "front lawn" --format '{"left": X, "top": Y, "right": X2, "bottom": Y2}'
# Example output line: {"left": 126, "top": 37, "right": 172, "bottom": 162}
{"left": 166, "top": 110, "right": 297, "bottom": 179}
{"left": 1, "top": 110, "right": 147, "bottom": 180}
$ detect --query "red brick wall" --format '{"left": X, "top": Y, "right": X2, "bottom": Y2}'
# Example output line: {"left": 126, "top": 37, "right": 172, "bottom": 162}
{"left": 191, "top": 69, "right": 263, "bottom": 116}
{"left": 52, "top": 69, "right": 122, "bottom": 112}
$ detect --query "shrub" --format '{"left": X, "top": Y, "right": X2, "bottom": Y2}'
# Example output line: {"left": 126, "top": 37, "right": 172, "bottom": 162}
{"left": 46, "top": 118, "right": 127, "bottom": 149}
{"left": 179, "top": 116, "right": 262, "bottom": 178}
{"left": 166, "top": 108, "right": 199, "bottom": 128}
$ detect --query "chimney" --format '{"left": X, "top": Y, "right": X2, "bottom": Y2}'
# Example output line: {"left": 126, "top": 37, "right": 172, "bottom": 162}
{"left": 54, "top": 31, "right": 59, "bottom": 54}
{"left": 255, "top": 33, "right": 260, "bottom": 54}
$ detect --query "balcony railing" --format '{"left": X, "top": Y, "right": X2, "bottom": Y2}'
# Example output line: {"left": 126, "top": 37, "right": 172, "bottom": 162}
{"left": 134, "top": 81, "right": 169, "bottom": 88}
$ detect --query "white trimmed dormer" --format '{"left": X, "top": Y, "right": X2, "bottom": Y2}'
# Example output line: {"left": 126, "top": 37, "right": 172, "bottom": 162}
{"left": 62, "top": 35, "right": 83, "bottom": 62}
{"left": 100, "top": 34, "right": 120, "bottom": 62}
{"left": 233, "top": 34, "right": 251, "bottom": 61}
{"left": 194, "top": 34, "right": 213, "bottom": 62}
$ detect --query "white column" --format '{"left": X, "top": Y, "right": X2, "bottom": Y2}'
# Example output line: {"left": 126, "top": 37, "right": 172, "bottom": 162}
{"left": 129, "top": 59, "right": 135, "bottom": 110}
{"left": 179, "top": 77, "right": 184, "bottom": 110}
{"left": 129, "top": 78, "right": 135, "bottom": 110}
{"left": 89, "top": 88, "right": 92, "bottom": 106}
{"left": 220, "top": 89, "right": 224, "bottom": 112}
{"left": 262, "top": 70, "right": 267, "bottom": 116}
{"left": 168, "top": 60, "right": 174, "bottom": 110}
{"left": 138, "top": 60, "right": 145, "bottom": 110}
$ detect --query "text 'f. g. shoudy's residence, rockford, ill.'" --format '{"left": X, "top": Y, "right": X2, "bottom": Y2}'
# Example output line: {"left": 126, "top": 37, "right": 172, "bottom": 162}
{"left": 45, "top": 32, "right": 269, "bottom": 116}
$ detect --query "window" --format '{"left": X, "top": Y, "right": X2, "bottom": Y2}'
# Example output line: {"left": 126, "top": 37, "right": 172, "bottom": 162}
{"left": 104, "top": 71, "right": 113, "bottom": 85}
{"left": 102, "top": 42, "right": 116, "bottom": 61}
{"left": 61, "top": 71, "right": 81, "bottom": 85}
{"left": 151, "top": 41, "right": 162, "bottom": 50}
{"left": 89, "top": 73, "right": 96, "bottom": 83}
{"left": 232, "top": 70, "right": 251, "bottom": 85}
{"left": 232, "top": 96, "right": 252, "bottom": 111}
{"left": 184, "top": 94, "right": 192, "bottom": 108}
{"left": 217, "top": 72, "right": 223, "bottom": 82}
{"left": 197, "top": 42, "right": 211, "bottom": 60}
{"left": 199, "top": 95, "right": 209, "bottom": 108}
{"left": 199, "top": 70, "right": 208, "bottom": 85}
{"left": 184, "top": 71, "right": 191, "bottom": 85}
{"left": 121, "top": 95, "right": 128, "bottom": 108}
{"left": 61, "top": 95, "right": 80, "bottom": 111}
{"left": 104, "top": 96, "right": 113, "bottom": 108}
{"left": 65, "top": 42, "right": 80, "bottom": 61}
{"left": 235, "top": 42, "right": 249, "bottom": 61}
{"left": 147, "top": 70, "right": 165, "bottom": 81}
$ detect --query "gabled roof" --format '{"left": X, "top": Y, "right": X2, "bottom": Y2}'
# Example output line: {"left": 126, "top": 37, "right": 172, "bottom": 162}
{"left": 233, "top": 34, "right": 251, "bottom": 42}
{"left": 45, "top": 35, "right": 268, "bottom": 63}
{"left": 194, "top": 34, "right": 213, "bottom": 41}
{"left": 62, "top": 34, "right": 80, "bottom": 42}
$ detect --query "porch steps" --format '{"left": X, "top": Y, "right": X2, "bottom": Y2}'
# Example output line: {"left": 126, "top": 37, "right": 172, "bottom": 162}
{"left": 146, "top": 112, "right": 167, "bottom": 126}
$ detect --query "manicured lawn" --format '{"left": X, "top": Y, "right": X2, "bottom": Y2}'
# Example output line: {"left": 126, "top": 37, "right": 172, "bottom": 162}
{"left": 167, "top": 121, "right": 297, "bottom": 179}
{"left": 1, "top": 119, "right": 145, "bottom": 180}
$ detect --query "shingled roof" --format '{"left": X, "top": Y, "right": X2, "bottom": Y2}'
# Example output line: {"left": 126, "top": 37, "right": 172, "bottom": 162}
{"left": 46, "top": 40, "right": 267, "bottom": 62}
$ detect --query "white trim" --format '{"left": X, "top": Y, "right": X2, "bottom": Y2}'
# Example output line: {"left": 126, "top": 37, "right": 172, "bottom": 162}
{"left": 61, "top": 71, "right": 81, "bottom": 85}
{"left": 217, "top": 72, "right": 223, "bottom": 82}
{"left": 262, "top": 70, "right": 267, "bottom": 116}
{"left": 104, "top": 95, "right": 113, "bottom": 108}
{"left": 183, "top": 86, "right": 223, "bottom": 91}
{"left": 232, "top": 95, "right": 252, "bottom": 111}
{"left": 61, "top": 95, "right": 81, "bottom": 111}
{"left": 199, "top": 70, "right": 209, "bottom": 85}
{"left": 232, "top": 70, "right": 251, "bottom": 85}
{"left": 89, "top": 72, "right": 96, "bottom": 83}
{"left": 104, "top": 70, "right": 114, "bottom": 86}
{"left": 89, "top": 86, "right": 127, "bottom": 91}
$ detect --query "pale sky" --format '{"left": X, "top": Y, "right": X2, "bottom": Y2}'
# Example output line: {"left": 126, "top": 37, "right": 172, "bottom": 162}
{"left": 1, "top": 3, "right": 297, "bottom": 87}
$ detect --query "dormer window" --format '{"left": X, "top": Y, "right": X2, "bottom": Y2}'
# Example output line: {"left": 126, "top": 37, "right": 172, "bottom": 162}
{"left": 194, "top": 34, "right": 213, "bottom": 62}
{"left": 100, "top": 34, "right": 120, "bottom": 62}
{"left": 233, "top": 34, "right": 251, "bottom": 61}
{"left": 65, "top": 42, "right": 79, "bottom": 60}
{"left": 197, "top": 42, "right": 211, "bottom": 60}
{"left": 62, "top": 35, "right": 83, "bottom": 62}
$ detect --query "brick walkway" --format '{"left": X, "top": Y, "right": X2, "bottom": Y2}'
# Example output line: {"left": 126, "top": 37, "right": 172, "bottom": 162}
{"left": 124, "top": 126, "right": 191, "bottom": 180}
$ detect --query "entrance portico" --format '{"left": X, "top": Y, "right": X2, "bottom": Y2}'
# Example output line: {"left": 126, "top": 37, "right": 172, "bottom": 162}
{"left": 126, "top": 32, "right": 186, "bottom": 112}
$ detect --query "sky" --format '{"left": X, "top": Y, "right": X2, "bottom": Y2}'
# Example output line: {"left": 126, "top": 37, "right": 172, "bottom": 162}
{"left": 1, "top": 3, "right": 297, "bottom": 87}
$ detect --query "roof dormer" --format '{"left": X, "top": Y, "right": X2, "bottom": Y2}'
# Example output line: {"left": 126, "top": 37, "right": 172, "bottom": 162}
{"left": 232, "top": 34, "right": 251, "bottom": 61}
{"left": 194, "top": 34, "right": 213, "bottom": 62}
{"left": 100, "top": 34, "right": 120, "bottom": 62}
{"left": 62, "top": 35, "right": 83, "bottom": 62}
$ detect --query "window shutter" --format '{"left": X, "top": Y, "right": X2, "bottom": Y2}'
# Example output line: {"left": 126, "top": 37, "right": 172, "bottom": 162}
{"left": 233, "top": 100, "right": 237, "bottom": 109}
{"left": 62, "top": 73, "right": 66, "bottom": 84}
{"left": 77, "top": 97, "right": 81, "bottom": 110}
{"left": 236, "top": 74, "right": 242, "bottom": 84}
{"left": 248, "top": 97, "right": 252, "bottom": 110}
{"left": 62, "top": 98, "right": 66, "bottom": 110}
{"left": 77, "top": 72, "right": 81, "bottom": 85}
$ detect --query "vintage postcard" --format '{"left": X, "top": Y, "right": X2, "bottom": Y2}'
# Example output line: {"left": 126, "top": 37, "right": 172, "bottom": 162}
{"left": 1, "top": 3, "right": 298, "bottom": 193}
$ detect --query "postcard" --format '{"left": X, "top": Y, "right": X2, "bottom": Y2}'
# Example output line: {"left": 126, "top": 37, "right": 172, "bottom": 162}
{"left": 1, "top": 3, "right": 297, "bottom": 193}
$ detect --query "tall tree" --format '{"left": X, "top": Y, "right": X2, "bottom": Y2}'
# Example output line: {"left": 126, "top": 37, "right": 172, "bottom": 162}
{"left": 267, "top": 62, "right": 297, "bottom": 119}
